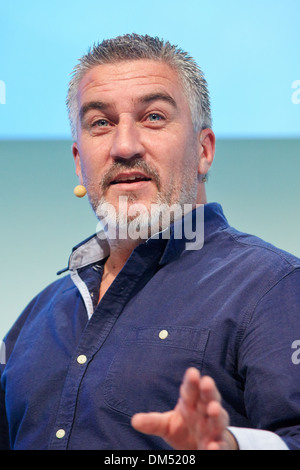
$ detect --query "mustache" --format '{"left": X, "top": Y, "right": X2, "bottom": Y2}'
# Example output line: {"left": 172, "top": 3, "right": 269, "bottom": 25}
{"left": 100, "top": 159, "right": 161, "bottom": 191}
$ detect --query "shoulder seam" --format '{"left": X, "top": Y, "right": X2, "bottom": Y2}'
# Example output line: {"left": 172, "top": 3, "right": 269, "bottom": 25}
{"left": 224, "top": 226, "right": 300, "bottom": 269}
{"left": 237, "top": 266, "right": 300, "bottom": 350}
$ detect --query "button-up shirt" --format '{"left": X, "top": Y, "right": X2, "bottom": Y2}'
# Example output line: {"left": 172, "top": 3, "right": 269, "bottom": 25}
{"left": 1, "top": 203, "right": 300, "bottom": 450}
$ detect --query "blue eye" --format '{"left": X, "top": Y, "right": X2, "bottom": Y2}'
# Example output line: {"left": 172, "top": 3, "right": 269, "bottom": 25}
{"left": 95, "top": 119, "right": 109, "bottom": 127}
{"left": 148, "top": 113, "right": 163, "bottom": 121}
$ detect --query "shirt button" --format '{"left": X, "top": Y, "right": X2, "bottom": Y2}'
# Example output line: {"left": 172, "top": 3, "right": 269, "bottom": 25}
{"left": 77, "top": 354, "right": 87, "bottom": 364}
{"left": 56, "top": 429, "right": 66, "bottom": 439}
{"left": 159, "top": 329, "right": 169, "bottom": 340}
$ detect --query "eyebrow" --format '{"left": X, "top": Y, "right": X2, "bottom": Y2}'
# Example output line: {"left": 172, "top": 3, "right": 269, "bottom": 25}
{"left": 79, "top": 101, "right": 109, "bottom": 123}
{"left": 79, "top": 93, "right": 177, "bottom": 123}
{"left": 138, "top": 92, "right": 177, "bottom": 109}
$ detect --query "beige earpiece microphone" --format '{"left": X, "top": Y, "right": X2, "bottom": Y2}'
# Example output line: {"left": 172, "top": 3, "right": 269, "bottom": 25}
{"left": 74, "top": 185, "right": 87, "bottom": 198}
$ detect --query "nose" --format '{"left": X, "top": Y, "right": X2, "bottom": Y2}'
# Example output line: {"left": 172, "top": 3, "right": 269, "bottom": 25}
{"left": 109, "top": 116, "right": 145, "bottom": 161}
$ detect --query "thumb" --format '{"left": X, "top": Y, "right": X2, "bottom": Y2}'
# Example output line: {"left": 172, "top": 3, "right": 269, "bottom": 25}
{"left": 131, "top": 411, "right": 172, "bottom": 437}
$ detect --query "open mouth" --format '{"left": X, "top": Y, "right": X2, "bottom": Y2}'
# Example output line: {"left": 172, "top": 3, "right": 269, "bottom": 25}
{"left": 109, "top": 172, "right": 152, "bottom": 185}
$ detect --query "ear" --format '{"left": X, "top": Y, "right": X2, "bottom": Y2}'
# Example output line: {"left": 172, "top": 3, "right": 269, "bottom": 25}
{"left": 72, "top": 142, "right": 84, "bottom": 185}
{"left": 197, "top": 128, "right": 215, "bottom": 176}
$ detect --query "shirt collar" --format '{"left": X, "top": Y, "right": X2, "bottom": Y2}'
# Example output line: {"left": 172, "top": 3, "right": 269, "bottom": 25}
{"left": 58, "top": 202, "right": 228, "bottom": 273}
{"left": 158, "top": 202, "right": 228, "bottom": 265}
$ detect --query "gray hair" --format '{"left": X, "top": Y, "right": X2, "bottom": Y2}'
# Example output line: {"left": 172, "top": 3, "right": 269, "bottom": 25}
{"left": 66, "top": 33, "right": 212, "bottom": 140}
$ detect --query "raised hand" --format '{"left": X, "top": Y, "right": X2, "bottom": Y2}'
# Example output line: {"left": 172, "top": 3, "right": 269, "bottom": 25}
{"left": 131, "top": 367, "right": 238, "bottom": 450}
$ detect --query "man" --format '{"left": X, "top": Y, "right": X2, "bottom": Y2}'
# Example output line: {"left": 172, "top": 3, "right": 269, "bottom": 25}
{"left": 1, "top": 34, "right": 300, "bottom": 450}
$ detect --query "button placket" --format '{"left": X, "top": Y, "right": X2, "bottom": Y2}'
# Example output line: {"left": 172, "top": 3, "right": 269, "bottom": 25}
{"left": 56, "top": 429, "right": 66, "bottom": 439}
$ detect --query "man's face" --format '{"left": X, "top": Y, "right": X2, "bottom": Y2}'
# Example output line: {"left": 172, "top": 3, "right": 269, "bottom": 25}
{"left": 73, "top": 59, "right": 212, "bottom": 231}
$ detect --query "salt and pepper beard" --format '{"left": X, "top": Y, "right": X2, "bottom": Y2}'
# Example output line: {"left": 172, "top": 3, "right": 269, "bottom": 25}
{"left": 82, "top": 158, "right": 199, "bottom": 241}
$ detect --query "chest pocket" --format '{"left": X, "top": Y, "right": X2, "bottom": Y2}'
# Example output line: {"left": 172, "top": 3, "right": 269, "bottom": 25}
{"left": 104, "top": 326, "right": 210, "bottom": 416}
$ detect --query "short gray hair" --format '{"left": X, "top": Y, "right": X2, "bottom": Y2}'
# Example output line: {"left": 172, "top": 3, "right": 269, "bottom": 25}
{"left": 66, "top": 33, "right": 212, "bottom": 140}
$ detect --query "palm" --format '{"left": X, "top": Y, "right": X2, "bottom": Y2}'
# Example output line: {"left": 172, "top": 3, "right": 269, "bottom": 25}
{"left": 132, "top": 368, "right": 233, "bottom": 451}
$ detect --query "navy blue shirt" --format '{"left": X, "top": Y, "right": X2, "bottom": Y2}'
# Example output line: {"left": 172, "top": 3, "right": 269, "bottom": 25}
{"left": 1, "top": 203, "right": 300, "bottom": 450}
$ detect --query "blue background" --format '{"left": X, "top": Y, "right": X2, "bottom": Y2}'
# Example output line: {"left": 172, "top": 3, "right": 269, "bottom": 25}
{"left": 1, "top": 0, "right": 300, "bottom": 139}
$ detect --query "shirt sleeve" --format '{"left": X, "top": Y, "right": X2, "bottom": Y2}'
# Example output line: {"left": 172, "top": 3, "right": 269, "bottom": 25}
{"left": 237, "top": 268, "right": 300, "bottom": 450}
{"left": 228, "top": 427, "right": 289, "bottom": 450}
{"left": 0, "top": 291, "right": 47, "bottom": 451}
{"left": 0, "top": 368, "right": 10, "bottom": 450}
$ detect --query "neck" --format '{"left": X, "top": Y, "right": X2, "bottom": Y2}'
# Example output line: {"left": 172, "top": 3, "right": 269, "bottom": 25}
{"left": 105, "top": 236, "right": 142, "bottom": 276}
{"left": 98, "top": 236, "right": 142, "bottom": 302}
{"left": 103, "top": 183, "right": 208, "bottom": 277}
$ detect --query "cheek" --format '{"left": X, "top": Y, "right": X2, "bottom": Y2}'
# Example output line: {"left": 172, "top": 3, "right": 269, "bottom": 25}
{"left": 77, "top": 140, "right": 107, "bottom": 179}
{"left": 161, "top": 139, "right": 198, "bottom": 176}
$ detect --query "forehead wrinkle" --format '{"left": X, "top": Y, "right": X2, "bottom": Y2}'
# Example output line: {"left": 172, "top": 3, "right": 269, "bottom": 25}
{"left": 78, "top": 62, "right": 182, "bottom": 100}
{"left": 79, "top": 90, "right": 178, "bottom": 124}
{"left": 77, "top": 63, "right": 186, "bottom": 124}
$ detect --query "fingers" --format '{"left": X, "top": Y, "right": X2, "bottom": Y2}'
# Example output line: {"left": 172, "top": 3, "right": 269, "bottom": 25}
{"left": 199, "top": 376, "right": 229, "bottom": 432}
{"left": 180, "top": 367, "right": 201, "bottom": 408}
{"left": 206, "top": 400, "right": 229, "bottom": 433}
{"left": 180, "top": 368, "right": 221, "bottom": 411}
{"left": 179, "top": 368, "right": 229, "bottom": 449}
{"left": 131, "top": 368, "right": 230, "bottom": 451}
{"left": 131, "top": 411, "right": 172, "bottom": 438}
{"left": 199, "top": 375, "right": 221, "bottom": 405}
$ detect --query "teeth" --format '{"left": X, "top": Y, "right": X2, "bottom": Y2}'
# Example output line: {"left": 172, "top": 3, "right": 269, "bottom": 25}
{"left": 112, "top": 175, "right": 150, "bottom": 184}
